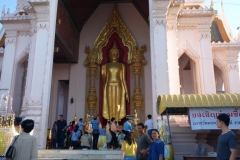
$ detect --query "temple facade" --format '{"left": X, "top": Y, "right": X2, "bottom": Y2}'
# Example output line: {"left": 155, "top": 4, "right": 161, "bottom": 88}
{"left": 0, "top": 0, "right": 240, "bottom": 158}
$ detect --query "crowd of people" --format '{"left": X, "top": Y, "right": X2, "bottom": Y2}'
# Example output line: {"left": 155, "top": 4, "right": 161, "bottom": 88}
{"left": 50, "top": 114, "right": 165, "bottom": 160}
{"left": 51, "top": 115, "right": 93, "bottom": 150}
{"left": 5, "top": 113, "right": 237, "bottom": 160}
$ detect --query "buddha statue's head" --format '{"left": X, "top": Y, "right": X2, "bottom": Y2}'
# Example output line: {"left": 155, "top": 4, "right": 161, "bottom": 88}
{"left": 109, "top": 42, "right": 119, "bottom": 62}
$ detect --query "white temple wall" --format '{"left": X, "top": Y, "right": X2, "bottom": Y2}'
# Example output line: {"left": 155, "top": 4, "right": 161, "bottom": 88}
{"left": 213, "top": 49, "right": 227, "bottom": 66}
{"left": 177, "top": 28, "right": 200, "bottom": 58}
{"left": 14, "top": 34, "right": 30, "bottom": 61}
{"left": 226, "top": 48, "right": 240, "bottom": 93}
{"left": 11, "top": 34, "right": 30, "bottom": 115}
{"left": 68, "top": 3, "right": 151, "bottom": 122}
{"left": 177, "top": 28, "right": 202, "bottom": 93}
{"left": 68, "top": 64, "right": 82, "bottom": 123}
{"left": 49, "top": 64, "right": 70, "bottom": 127}
{"left": 198, "top": 32, "right": 216, "bottom": 94}
{"left": 0, "top": 31, "right": 18, "bottom": 90}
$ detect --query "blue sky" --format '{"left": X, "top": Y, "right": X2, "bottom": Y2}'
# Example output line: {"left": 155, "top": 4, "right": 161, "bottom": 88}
{"left": 0, "top": 0, "right": 239, "bottom": 37}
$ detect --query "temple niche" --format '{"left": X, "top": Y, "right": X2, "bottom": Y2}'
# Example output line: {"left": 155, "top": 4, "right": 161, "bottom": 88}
{"left": 84, "top": 7, "right": 147, "bottom": 125}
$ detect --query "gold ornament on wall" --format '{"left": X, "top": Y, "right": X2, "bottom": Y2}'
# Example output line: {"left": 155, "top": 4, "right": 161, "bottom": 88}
{"left": 132, "top": 87, "right": 144, "bottom": 109}
{"left": 84, "top": 46, "right": 100, "bottom": 112}
{"left": 84, "top": 46, "right": 101, "bottom": 76}
{"left": 130, "top": 46, "right": 147, "bottom": 110}
{"left": 86, "top": 88, "right": 98, "bottom": 110}
{"left": 130, "top": 45, "right": 147, "bottom": 75}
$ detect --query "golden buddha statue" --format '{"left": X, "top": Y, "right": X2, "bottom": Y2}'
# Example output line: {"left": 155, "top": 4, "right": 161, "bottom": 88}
{"left": 102, "top": 42, "right": 129, "bottom": 122}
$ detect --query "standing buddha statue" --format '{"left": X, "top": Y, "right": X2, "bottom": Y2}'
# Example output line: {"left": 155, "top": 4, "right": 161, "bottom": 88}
{"left": 102, "top": 42, "right": 129, "bottom": 122}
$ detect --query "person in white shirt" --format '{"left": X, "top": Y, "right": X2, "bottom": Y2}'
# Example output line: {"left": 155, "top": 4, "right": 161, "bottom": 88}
{"left": 144, "top": 114, "right": 153, "bottom": 138}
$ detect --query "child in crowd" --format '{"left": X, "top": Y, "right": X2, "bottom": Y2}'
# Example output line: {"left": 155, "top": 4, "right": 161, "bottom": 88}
{"left": 118, "top": 132, "right": 125, "bottom": 148}
{"left": 67, "top": 121, "right": 75, "bottom": 148}
{"left": 70, "top": 125, "right": 81, "bottom": 149}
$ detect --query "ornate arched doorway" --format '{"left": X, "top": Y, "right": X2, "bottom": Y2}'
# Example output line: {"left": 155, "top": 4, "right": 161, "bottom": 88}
{"left": 84, "top": 6, "right": 147, "bottom": 125}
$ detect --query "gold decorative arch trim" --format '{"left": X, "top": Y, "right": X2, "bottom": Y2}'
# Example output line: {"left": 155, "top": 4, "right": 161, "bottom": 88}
{"left": 94, "top": 6, "right": 137, "bottom": 64}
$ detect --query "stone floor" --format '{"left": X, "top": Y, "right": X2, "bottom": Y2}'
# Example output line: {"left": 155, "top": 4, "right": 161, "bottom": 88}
{"left": 38, "top": 149, "right": 124, "bottom": 160}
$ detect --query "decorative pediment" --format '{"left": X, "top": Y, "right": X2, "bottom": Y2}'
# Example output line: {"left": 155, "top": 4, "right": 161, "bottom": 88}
{"left": 178, "top": 40, "right": 199, "bottom": 59}
{"left": 94, "top": 6, "right": 137, "bottom": 64}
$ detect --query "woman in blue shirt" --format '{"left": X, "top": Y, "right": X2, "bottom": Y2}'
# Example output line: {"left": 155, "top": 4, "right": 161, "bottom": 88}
{"left": 148, "top": 129, "right": 164, "bottom": 160}
{"left": 70, "top": 125, "right": 81, "bottom": 149}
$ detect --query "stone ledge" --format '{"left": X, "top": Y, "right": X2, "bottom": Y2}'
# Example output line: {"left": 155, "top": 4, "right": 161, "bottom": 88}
{"left": 38, "top": 150, "right": 124, "bottom": 160}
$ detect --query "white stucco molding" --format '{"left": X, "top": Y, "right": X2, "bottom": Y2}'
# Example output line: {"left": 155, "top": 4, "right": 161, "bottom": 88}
{"left": 16, "top": 44, "right": 30, "bottom": 63}
{"left": 178, "top": 41, "right": 199, "bottom": 58}
{"left": 0, "top": 13, "right": 30, "bottom": 21}
{"left": 17, "top": 0, "right": 32, "bottom": 10}
{"left": 184, "top": 0, "right": 206, "bottom": 7}
{"left": 179, "top": 8, "right": 216, "bottom": 34}
{"left": 152, "top": 0, "right": 171, "bottom": 18}
{"left": 0, "top": 7, "right": 31, "bottom": 32}
{"left": 178, "top": 26, "right": 197, "bottom": 30}
{"left": 1, "top": 5, "right": 30, "bottom": 21}
{"left": 167, "top": 5, "right": 183, "bottom": 30}
{"left": 181, "top": 7, "right": 217, "bottom": 15}
{"left": 167, "top": 3, "right": 183, "bottom": 19}
{"left": 4, "top": 31, "right": 17, "bottom": 47}
{"left": 2, "top": 23, "right": 31, "bottom": 32}
{"left": 226, "top": 49, "right": 239, "bottom": 63}
{"left": 178, "top": 17, "right": 214, "bottom": 27}
{"left": 212, "top": 41, "right": 240, "bottom": 49}
{"left": 174, "top": 0, "right": 184, "bottom": 3}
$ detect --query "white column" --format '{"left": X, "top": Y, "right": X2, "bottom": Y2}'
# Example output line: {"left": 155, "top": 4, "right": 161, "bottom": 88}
{"left": 19, "top": 20, "right": 37, "bottom": 118}
{"left": 149, "top": 0, "right": 170, "bottom": 127}
{"left": 166, "top": 6, "right": 182, "bottom": 95}
{"left": 198, "top": 29, "right": 216, "bottom": 94}
{"left": 226, "top": 49, "right": 240, "bottom": 93}
{"left": 0, "top": 31, "right": 17, "bottom": 90}
{"left": 24, "top": 0, "right": 58, "bottom": 149}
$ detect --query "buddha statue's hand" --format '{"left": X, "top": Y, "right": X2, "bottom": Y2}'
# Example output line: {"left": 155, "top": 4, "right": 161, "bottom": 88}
{"left": 126, "top": 94, "right": 129, "bottom": 103}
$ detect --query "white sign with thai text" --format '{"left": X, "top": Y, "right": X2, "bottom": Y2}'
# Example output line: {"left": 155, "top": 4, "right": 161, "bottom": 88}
{"left": 189, "top": 107, "right": 240, "bottom": 130}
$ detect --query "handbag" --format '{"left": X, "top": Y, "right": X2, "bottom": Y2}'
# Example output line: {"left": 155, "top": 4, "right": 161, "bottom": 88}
{"left": 5, "top": 135, "right": 19, "bottom": 159}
